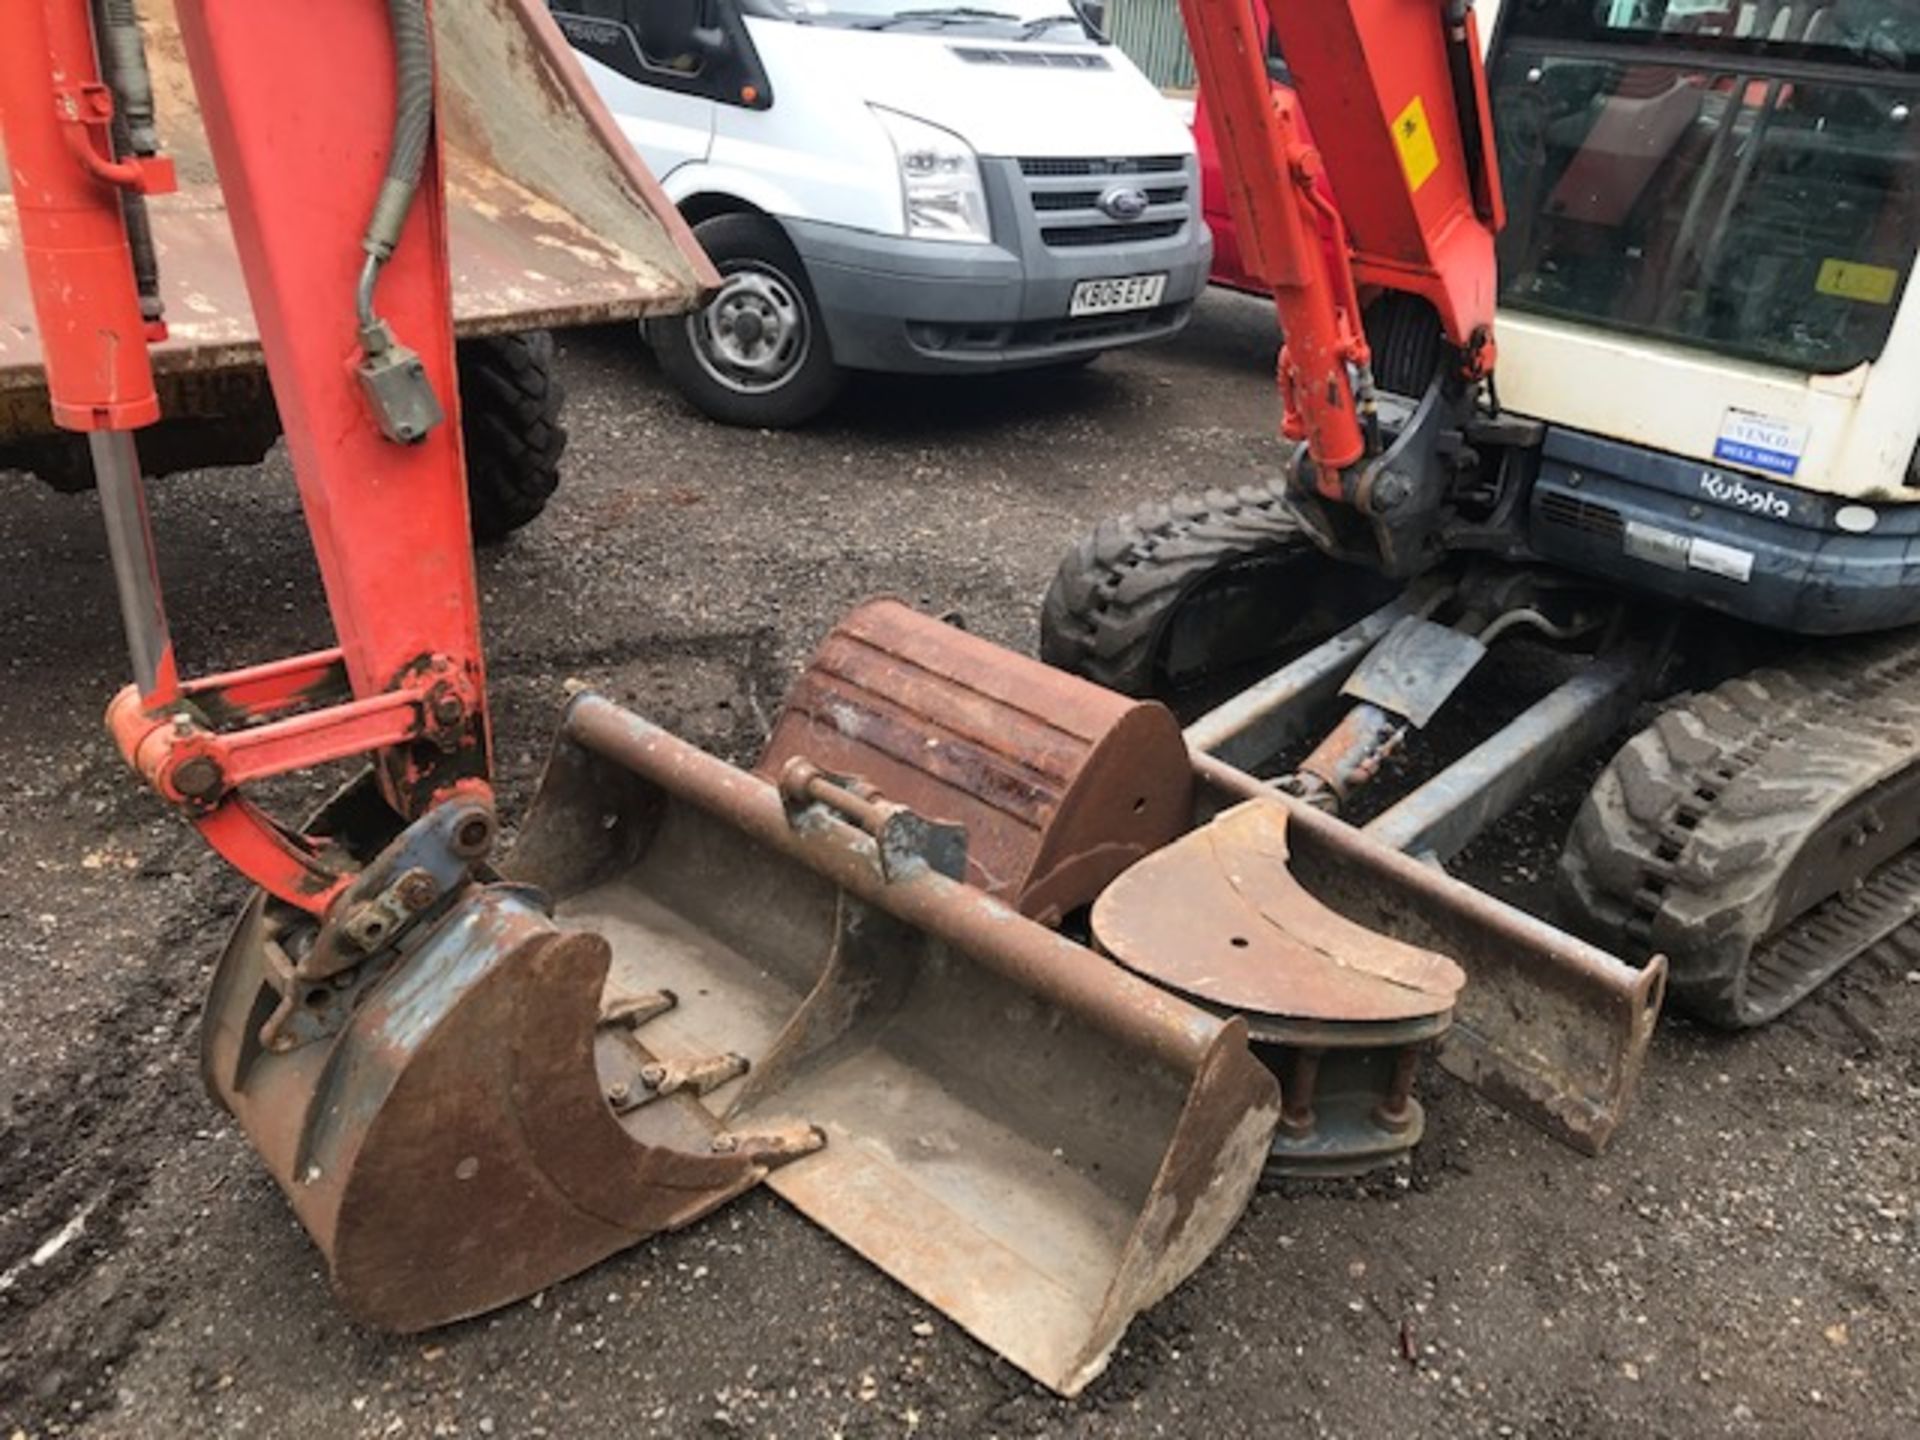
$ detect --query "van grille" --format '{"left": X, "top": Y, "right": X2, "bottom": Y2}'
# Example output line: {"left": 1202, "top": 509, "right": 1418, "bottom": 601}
{"left": 1015, "top": 156, "right": 1194, "bottom": 249}
{"left": 1030, "top": 184, "right": 1187, "bottom": 212}
{"left": 1017, "top": 155, "right": 1185, "bottom": 177}
{"left": 1040, "top": 218, "right": 1186, "bottom": 248}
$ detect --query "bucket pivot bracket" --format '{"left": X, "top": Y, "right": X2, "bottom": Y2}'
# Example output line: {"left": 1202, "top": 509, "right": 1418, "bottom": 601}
{"left": 301, "top": 793, "right": 502, "bottom": 983}
{"left": 776, "top": 757, "right": 968, "bottom": 885}
{"left": 250, "top": 790, "right": 514, "bottom": 1055}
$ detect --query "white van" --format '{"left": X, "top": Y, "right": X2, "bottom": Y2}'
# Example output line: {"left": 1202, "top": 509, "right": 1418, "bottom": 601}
{"left": 551, "top": 0, "right": 1212, "bottom": 426}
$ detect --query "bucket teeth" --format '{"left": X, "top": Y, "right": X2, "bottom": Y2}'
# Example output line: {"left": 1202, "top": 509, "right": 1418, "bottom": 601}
{"left": 599, "top": 986, "right": 679, "bottom": 1028}
{"left": 606, "top": 1051, "right": 749, "bottom": 1113}
{"left": 710, "top": 1121, "right": 828, "bottom": 1163}
{"left": 645, "top": 1052, "right": 750, "bottom": 1096}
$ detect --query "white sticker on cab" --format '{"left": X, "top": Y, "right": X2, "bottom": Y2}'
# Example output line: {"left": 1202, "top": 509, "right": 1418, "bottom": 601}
{"left": 1688, "top": 537, "right": 1755, "bottom": 584}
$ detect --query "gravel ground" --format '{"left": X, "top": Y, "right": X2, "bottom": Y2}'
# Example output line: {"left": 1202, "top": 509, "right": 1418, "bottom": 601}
{"left": 1, "top": 291, "right": 1916, "bottom": 1439}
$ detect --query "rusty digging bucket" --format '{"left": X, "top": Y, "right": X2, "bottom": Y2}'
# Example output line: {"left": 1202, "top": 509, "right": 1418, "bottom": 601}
{"left": 200, "top": 782, "right": 792, "bottom": 1334}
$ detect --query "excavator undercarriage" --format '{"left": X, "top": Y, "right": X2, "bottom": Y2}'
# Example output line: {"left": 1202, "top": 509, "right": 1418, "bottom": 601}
{"left": 1042, "top": 484, "right": 1920, "bottom": 1041}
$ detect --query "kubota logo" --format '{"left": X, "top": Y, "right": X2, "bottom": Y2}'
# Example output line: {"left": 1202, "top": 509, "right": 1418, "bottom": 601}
{"left": 1699, "top": 473, "right": 1791, "bottom": 520}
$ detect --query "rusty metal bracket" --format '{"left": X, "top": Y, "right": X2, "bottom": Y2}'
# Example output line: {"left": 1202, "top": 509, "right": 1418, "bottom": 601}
{"left": 1193, "top": 753, "right": 1663, "bottom": 1155}
{"left": 1093, "top": 798, "right": 1462, "bottom": 1176}
{"left": 777, "top": 758, "right": 968, "bottom": 885}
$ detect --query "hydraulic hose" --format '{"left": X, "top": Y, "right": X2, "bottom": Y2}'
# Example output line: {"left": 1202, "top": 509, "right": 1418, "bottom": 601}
{"left": 95, "top": 0, "right": 157, "bottom": 154}
{"left": 91, "top": 0, "right": 164, "bottom": 325}
{"left": 357, "top": 0, "right": 435, "bottom": 338}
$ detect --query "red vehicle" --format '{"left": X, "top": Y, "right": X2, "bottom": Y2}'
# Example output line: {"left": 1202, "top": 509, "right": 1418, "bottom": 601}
{"left": 1190, "top": 22, "right": 1291, "bottom": 294}
{"left": 1193, "top": 79, "right": 1268, "bottom": 294}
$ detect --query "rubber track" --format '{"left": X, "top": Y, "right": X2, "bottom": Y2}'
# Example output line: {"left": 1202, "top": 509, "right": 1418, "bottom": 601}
{"left": 1561, "top": 631, "right": 1920, "bottom": 1027}
{"left": 1746, "top": 848, "right": 1920, "bottom": 1016}
{"left": 1037, "top": 471, "right": 1312, "bottom": 696}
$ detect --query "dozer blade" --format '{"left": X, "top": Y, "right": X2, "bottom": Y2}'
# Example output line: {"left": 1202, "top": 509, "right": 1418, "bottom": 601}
{"left": 201, "top": 792, "right": 783, "bottom": 1333}
{"left": 511, "top": 696, "right": 1281, "bottom": 1396}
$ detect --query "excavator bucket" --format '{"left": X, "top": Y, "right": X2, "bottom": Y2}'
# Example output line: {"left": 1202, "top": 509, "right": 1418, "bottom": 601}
{"left": 3, "top": 0, "right": 715, "bottom": 459}
{"left": 511, "top": 694, "right": 1281, "bottom": 1396}
{"left": 168, "top": 0, "right": 797, "bottom": 1340}
{"left": 200, "top": 780, "right": 790, "bottom": 1332}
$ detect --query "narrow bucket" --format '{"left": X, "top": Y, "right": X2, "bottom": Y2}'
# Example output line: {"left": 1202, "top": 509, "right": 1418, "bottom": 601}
{"left": 200, "top": 783, "right": 782, "bottom": 1332}
{"left": 511, "top": 696, "right": 1280, "bottom": 1395}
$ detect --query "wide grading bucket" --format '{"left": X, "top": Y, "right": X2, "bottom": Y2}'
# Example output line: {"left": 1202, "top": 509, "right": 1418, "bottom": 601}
{"left": 3, "top": 0, "right": 715, "bottom": 454}
{"left": 510, "top": 696, "right": 1281, "bottom": 1396}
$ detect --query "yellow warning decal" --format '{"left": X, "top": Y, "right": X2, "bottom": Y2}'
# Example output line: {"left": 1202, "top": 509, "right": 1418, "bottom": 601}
{"left": 1816, "top": 258, "right": 1899, "bottom": 305}
{"left": 1391, "top": 95, "right": 1441, "bottom": 195}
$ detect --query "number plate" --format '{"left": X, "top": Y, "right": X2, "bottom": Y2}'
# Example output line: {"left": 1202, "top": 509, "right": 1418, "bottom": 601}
{"left": 1069, "top": 273, "right": 1168, "bottom": 318}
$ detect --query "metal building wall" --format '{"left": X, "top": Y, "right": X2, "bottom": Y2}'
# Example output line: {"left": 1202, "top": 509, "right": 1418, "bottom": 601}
{"left": 1107, "top": 0, "right": 1195, "bottom": 90}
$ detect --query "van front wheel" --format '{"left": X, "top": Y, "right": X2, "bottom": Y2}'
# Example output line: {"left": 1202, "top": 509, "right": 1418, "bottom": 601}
{"left": 649, "top": 213, "right": 845, "bottom": 428}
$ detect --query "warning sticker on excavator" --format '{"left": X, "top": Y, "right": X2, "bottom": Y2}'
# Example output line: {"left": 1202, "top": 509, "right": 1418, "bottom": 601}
{"left": 1816, "top": 258, "right": 1899, "bottom": 305}
{"left": 1392, "top": 96, "right": 1441, "bottom": 195}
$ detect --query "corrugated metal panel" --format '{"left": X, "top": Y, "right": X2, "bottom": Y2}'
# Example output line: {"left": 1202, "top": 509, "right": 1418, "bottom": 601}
{"left": 1108, "top": 0, "right": 1195, "bottom": 90}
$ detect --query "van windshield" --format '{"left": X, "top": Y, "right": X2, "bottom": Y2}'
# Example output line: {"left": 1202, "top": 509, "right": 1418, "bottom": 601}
{"left": 1490, "top": 0, "right": 1920, "bottom": 374}
{"left": 743, "top": 0, "right": 1098, "bottom": 40}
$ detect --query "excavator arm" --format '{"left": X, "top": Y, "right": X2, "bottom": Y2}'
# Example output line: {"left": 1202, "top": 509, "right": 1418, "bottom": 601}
{"left": 1179, "top": 0, "right": 1508, "bottom": 574}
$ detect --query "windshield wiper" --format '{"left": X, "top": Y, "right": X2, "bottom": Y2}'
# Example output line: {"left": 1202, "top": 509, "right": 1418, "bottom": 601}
{"left": 1019, "top": 12, "right": 1084, "bottom": 36}
{"left": 855, "top": 6, "right": 1020, "bottom": 29}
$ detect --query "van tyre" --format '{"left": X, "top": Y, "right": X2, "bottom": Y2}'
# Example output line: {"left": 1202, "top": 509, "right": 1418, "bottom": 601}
{"left": 459, "top": 331, "right": 567, "bottom": 542}
{"left": 1039, "top": 473, "right": 1396, "bottom": 697}
{"left": 650, "top": 213, "right": 845, "bottom": 428}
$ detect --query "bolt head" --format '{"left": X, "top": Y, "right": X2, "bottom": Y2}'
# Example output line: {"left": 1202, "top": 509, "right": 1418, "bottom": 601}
{"left": 1369, "top": 472, "right": 1412, "bottom": 513}
{"left": 172, "top": 755, "right": 223, "bottom": 800}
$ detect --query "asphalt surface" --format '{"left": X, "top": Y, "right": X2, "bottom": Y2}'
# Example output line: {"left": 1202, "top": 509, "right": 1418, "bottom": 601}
{"left": 1, "top": 291, "right": 1916, "bottom": 1438}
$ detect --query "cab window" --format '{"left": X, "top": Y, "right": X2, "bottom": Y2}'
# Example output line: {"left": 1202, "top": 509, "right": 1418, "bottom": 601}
{"left": 1490, "top": 0, "right": 1920, "bottom": 373}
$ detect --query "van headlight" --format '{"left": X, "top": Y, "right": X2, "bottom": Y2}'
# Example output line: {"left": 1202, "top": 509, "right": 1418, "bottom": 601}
{"left": 872, "top": 106, "right": 991, "bottom": 245}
